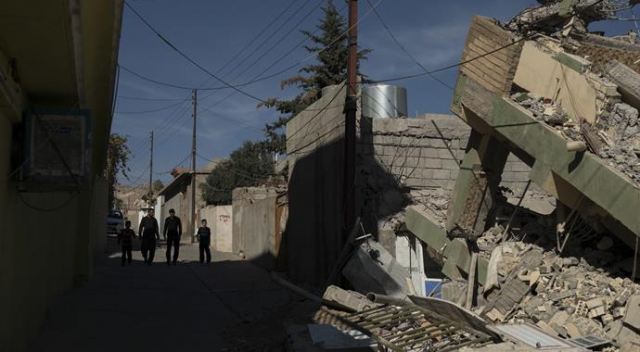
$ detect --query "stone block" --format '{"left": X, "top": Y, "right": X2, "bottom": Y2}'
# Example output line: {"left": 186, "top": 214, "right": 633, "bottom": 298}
{"left": 510, "top": 161, "right": 531, "bottom": 172}
{"left": 442, "top": 159, "right": 460, "bottom": 170}
{"left": 422, "top": 148, "right": 440, "bottom": 159}
{"left": 450, "top": 169, "right": 460, "bottom": 180}
{"left": 430, "top": 138, "right": 448, "bottom": 149}
{"left": 424, "top": 158, "right": 443, "bottom": 169}
{"left": 433, "top": 170, "right": 451, "bottom": 180}
{"left": 586, "top": 298, "right": 604, "bottom": 309}
{"left": 373, "top": 144, "right": 385, "bottom": 156}
{"left": 438, "top": 149, "right": 454, "bottom": 159}
{"left": 623, "top": 295, "right": 640, "bottom": 331}
{"left": 420, "top": 169, "right": 433, "bottom": 180}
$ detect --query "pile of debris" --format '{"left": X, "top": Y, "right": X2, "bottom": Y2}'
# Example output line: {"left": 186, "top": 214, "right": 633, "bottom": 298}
{"left": 466, "top": 222, "right": 640, "bottom": 349}
{"left": 597, "top": 103, "right": 640, "bottom": 181}
{"left": 511, "top": 89, "right": 640, "bottom": 184}
{"left": 512, "top": 92, "right": 570, "bottom": 126}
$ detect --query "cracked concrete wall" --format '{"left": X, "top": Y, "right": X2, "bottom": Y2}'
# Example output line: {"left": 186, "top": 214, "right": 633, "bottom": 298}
{"left": 357, "top": 114, "right": 537, "bottom": 219}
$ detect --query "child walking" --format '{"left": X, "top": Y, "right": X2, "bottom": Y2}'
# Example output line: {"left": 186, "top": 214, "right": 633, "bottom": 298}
{"left": 118, "top": 220, "right": 136, "bottom": 266}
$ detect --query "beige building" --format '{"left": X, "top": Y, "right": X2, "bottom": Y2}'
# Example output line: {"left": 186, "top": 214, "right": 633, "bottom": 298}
{"left": 0, "top": 1, "right": 123, "bottom": 350}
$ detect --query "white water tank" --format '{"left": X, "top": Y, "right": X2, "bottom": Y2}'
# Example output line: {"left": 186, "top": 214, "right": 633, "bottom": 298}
{"left": 362, "top": 85, "right": 408, "bottom": 119}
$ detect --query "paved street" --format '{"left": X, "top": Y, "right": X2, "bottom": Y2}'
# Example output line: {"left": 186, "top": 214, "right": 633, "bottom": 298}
{"left": 28, "top": 238, "right": 299, "bottom": 352}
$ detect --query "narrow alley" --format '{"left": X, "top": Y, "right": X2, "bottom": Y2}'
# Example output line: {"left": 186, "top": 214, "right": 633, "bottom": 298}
{"left": 28, "top": 240, "right": 302, "bottom": 352}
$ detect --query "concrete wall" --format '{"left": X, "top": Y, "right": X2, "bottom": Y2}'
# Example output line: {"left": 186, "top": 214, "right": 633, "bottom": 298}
{"left": 0, "top": 115, "right": 108, "bottom": 351}
{"left": 357, "top": 114, "right": 539, "bottom": 224}
{"left": 285, "top": 85, "right": 348, "bottom": 287}
{"left": 200, "top": 205, "right": 233, "bottom": 252}
{"left": 285, "top": 107, "right": 542, "bottom": 288}
{"left": 232, "top": 187, "right": 278, "bottom": 270}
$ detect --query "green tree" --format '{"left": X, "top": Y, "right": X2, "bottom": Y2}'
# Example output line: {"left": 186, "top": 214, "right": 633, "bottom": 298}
{"left": 260, "top": 0, "right": 370, "bottom": 153}
{"left": 106, "top": 134, "right": 131, "bottom": 210}
{"left": 202, "top": 141, "right": 274, "bottom": 205}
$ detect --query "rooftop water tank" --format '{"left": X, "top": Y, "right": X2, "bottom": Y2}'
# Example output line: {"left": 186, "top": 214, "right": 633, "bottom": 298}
{"left": 362, "top": 85, "right": 408, "bottom": 119}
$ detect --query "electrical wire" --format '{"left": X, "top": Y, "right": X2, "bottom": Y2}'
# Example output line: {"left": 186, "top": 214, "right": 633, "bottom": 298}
{"left": 117, "top": 95, "right": 188, "bottom": 102}
{"left": 197, "top": 105, "right": 263, "bottom": 132}
{"left": 364, "top": 0, "right": 454, "bottom": 90}
{"left": 124, "top": 1, "right": 268, "bottom": 104}
{"left": 115, "top": 100, "right": 187, "bottom": 114}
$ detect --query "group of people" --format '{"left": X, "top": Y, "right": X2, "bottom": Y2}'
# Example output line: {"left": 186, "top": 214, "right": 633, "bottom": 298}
{"left": 117, "top": 208, "right": 212, "bottom": 266}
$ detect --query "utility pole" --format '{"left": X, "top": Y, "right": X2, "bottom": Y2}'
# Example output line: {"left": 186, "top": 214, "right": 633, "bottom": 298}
{"left": 191, "top": 89, "right": 198, "bottom": 243}
{"left": 149, "top": 131, "right": 154, "bottom": 197}
{"left": 343, "top": 0, "right": 358, "bottom": 239}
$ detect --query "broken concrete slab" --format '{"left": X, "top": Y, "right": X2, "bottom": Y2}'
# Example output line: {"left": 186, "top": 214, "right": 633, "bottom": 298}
{"left": 322, "top": 286, "right": 381, "bottom": 313}
{"left": 624, "top": 295, "right": 640, "bottom": 332}
{"left": 405, "top": 206, "right": 490, "bottom": 285}
{"left": 606, "top": 60, "right": 640, "bottom": 110}
{"left": 342, "top": 240, "right": 410, "bottom": 299}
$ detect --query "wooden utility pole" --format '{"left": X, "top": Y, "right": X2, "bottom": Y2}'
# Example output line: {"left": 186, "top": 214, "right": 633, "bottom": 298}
{"left": 343, "top": 0, "right": 358, "bottom": 238}
{"left": 149, "top": 131, "right": 154, "bottom": 196}
{"left": 191, "top": 89, "right": 198, "bottom": 243}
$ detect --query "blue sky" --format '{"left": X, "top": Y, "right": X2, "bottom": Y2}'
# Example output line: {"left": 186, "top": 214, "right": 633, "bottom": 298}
{"left": 113, "top": 0, "right": 637, "bottom": 185}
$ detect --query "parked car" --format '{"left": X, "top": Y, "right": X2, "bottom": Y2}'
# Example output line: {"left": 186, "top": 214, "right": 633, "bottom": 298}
{"left": 107, "top": 210, "right": 124, "bottom": 235}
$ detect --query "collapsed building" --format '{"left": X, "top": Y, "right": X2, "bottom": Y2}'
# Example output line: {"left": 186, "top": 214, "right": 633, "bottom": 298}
{"left": 277, "top": 0, "right": 640, "bottom": 350}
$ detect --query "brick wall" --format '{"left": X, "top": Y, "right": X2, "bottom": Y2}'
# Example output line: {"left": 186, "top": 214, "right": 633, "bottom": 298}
{"left": 357, "top": 113, "right": 536, "bottom": 204}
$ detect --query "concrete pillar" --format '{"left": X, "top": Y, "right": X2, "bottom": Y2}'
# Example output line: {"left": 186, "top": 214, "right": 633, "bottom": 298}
{"left": 445, "top": 130, "right": 509, "bottom": 236}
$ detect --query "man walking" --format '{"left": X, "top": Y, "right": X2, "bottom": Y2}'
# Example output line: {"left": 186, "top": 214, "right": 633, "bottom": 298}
{"left": 163, "top": 209, "right": 182, "bottom": 266}
{"left": 138, "top": 209, "right": 160, "bottom": 265}
{"left": 197, "top": 219, "right": 211, "bottom": 265}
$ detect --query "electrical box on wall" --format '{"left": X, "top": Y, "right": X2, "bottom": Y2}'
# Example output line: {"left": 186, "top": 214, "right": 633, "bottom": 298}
{"left": 20, "top": 109, "right": 91, "bottom": 191}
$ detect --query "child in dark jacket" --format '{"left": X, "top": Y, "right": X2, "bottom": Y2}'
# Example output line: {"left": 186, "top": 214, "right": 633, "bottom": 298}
{"left": 197, "top": 219, "right": 211, "bottom": 264}
{"left": 118, "top": 220, "right": 136, "bottom": 266}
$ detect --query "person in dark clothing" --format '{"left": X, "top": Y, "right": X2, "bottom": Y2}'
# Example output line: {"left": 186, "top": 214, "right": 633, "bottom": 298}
{"left": 118, "top": 220, "right": 136, "bottom": 266}
{"left": 163, "top": 208, "right": 182, "bottom": 266}
{"left": 138, "top": 209, "right": 160, "bottom": 265}
{"left": 197, "top": 219, "right": 211, "bottom": 264}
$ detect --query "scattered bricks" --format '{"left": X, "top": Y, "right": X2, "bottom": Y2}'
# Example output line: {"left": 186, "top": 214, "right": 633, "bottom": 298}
{"left": 432, "top": 169, "right": 451, "bottom": 180}
{"left": 588, "top": 305, "right": 606, "bottom": 318}
{"left": 613, "top": 307, "right": 626, "bottom": 319}
{"left": 564, "top": 322, "right": 582, "bottom": 338}
{"left": 537, "top": 321, "right": 559, "bottom": 336}
{"left": 575, "top": 301, "right": 589, "bottom": 317}
{"left": 550, "top": 290, "right": 576, "bottom": 302}
{"left": 586, "top": 298, "right": 604, "bottom": 310}
{"left": 572, "top": 316, "right": 606, "bottom": 338}
{"left": 551, "top": 323, "right": 569, "bottom": 338}
{"left": 563, "top": 257, "right": 580, "bottom": 267}
{"left": 602, "top": 314, "right": 614, "bottom": 325}
{"left": 550, "top": 311, "right": 570, "bottom": 326}
{"left": 615, "top": 288, "right": 632, "bottom": 307}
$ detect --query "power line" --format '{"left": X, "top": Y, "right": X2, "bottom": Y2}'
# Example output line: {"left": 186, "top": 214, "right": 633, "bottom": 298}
{"left": 214, "top": 0, "right": 299, "bottom": 78}
{"left": 115, "top": 100, "right": 186, "bottom": 114}
{"left": 197, "top": 105, "right": 263, "bottom": 132}
{"left": 217, "top": 0, "right": 318, "bottom": 81}
{"left": 117, "top": 95, "right": 188, "bottom": 102}
{"left": 124, "top": 1, "right": 268, "bottom": 104}
{"left": 364, "top": 0, "right": 454, "bottom": 90}
{"left": 371, "top": 35, "right": 529, "bottom": 84}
